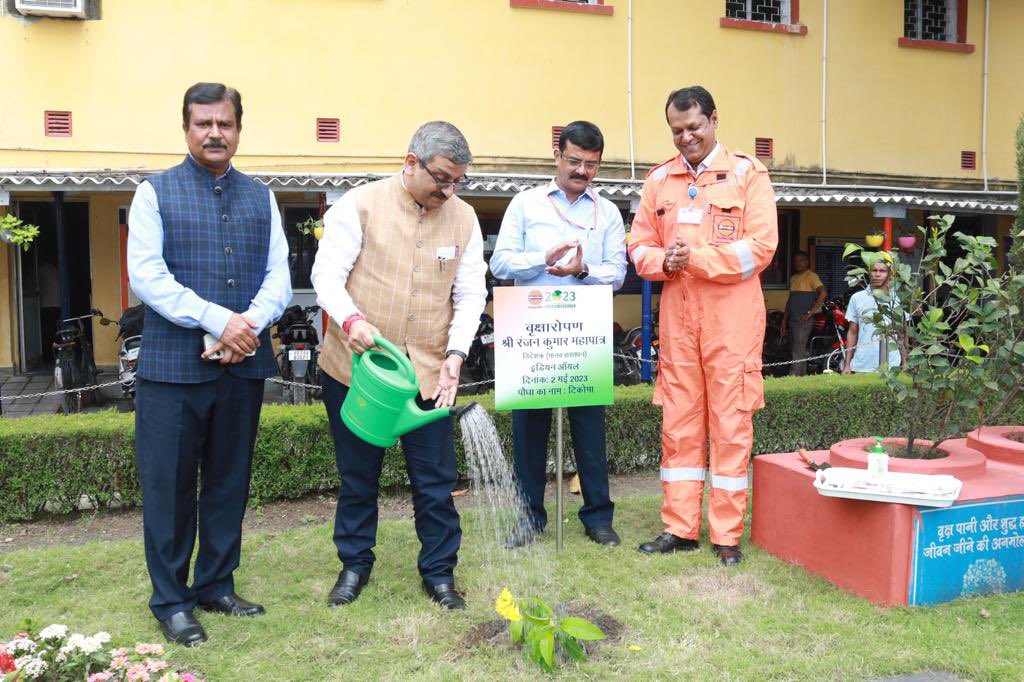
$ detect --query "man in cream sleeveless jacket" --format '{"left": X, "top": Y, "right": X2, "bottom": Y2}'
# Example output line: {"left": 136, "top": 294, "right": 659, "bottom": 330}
{"left": 312, "top": 121, "right": 487, "bottom": 610}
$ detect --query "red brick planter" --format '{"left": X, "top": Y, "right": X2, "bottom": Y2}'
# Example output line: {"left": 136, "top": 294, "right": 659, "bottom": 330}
{"left": 752, "top": 438, "right": 1024, "bottom": 606}
{"left": 829, "top": 437, "right": 988, "bottom": 479}
{"left": 966, "top": 426, "right": 1024, "bottom": 464}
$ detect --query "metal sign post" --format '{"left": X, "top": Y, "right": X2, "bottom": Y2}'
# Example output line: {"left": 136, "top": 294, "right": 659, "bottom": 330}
{"left": 555, "top": 406, "right": 564, "bottom": 552}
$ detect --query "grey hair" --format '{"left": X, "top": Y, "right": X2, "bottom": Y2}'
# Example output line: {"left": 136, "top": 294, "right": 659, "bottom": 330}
{"left": 408, "top": 121, "right": 473, "bottom": 166}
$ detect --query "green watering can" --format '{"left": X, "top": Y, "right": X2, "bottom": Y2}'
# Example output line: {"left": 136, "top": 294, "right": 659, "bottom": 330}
{"left": 341, "top": 335, "right": 476, "bottom": 447}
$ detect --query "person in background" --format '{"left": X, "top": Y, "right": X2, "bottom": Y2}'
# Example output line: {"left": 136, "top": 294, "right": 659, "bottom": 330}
{"left": 842, "top": 260, "right": 905, "bottom": 373}
{"left": 780, "top": 251, "right": 827, "bottom": 376}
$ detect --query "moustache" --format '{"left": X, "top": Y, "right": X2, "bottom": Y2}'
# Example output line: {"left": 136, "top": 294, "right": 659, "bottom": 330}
{"left": 202, "top": 141, "right": 228, "bottom": 149}
{"left": 430, "top": 191, "right": 448, "bottom": 200}
{"left": 569, "top": 174, "right": 589, "bottom": 182}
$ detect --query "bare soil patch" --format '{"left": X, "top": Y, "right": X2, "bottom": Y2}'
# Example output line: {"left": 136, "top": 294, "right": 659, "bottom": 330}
{"left": 1, "top": 473, "right": 660, "bottom": 552}
{"left": 648, "top": 568, "right": 773, "bottom": 608}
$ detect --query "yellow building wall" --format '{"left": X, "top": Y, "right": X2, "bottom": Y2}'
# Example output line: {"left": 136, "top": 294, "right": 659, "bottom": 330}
{"left": 1, "top": 0, "right": 1021, "bottom": 181}
{"left": 88, "top": 194, "right": 129, "bottom": 366}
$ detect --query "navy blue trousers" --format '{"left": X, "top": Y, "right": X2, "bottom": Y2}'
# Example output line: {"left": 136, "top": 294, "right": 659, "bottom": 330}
{"left": 321, "top": 372, "right": 461, "bottom": 585}
{"left": 512, "top": 405, "right": 614, "bottom": 532}
{"left": 135, "top": 374, "right": 264, "bottom": 620}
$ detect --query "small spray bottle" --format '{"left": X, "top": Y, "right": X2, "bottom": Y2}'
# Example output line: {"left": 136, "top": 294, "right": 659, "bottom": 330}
{"left": 867, "top": 437, "right": 889, "bottom": 479}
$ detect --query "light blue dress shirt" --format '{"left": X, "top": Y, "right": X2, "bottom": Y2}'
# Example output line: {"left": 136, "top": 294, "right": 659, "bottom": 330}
{"left": 489, "top": 180, "right": 627, "bottom": 289}
{"left": 127, "top": 177, "right": 292, "bottom": 338}
{"left": 847, "top": 288, "right": 903, "bottom": 372}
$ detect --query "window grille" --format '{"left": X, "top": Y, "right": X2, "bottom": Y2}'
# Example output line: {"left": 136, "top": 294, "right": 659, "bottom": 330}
{"left": 725, "top": 0, "right": 791, "bottom": 24}
{"left": 904, "top": 0, "right": 958, "bottom": 42}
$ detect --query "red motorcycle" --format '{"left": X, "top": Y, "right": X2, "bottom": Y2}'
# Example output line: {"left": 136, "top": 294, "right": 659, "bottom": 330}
{"left": 806, "top": 300, "right": 849, "bottom": 374}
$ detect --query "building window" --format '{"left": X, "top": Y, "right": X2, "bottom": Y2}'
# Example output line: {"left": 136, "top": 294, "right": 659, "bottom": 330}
{"left": 899, "top": 0, "right": 973, "bottom": 52}
{"left": 721, "top": 0, "right": 805, "bottom": 35}
{"left": 761, "top": 210, "right": 797, "bottom": 290}
{"left": 726, "top": 0, "right": 791, "bottom": 24}
{"left": 904, "top": 0, "right": 957, "bottom": 42}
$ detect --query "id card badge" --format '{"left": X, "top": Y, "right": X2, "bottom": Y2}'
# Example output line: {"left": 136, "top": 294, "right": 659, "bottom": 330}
{"left": 676, "top": 207, "right": 703, "bottom": 225}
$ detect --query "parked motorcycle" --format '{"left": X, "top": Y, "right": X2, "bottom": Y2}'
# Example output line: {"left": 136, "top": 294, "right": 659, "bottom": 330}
{"left": 459, "top": 313, "right": 495, "bottom": 395}
{"left": 100, "top": 304, "right": 144, "bottom": 406}
{"left": 762, "top": 309, "right": 790, "bottom": 377}
{"left": 613, "top": 322, "right": 642, "bottom": 386}
{"left": 806, "top": 300, "right": 849, "bottom": 374}
{"left": 621, "top": 305, "right": 660, "bottom": 383}
{"left": 273, "top": 304, "right": 321, "bottom": 404}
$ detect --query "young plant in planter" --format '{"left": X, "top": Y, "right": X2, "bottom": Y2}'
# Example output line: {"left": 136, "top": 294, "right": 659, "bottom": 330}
{"left": 844, "top": 215, "right": 1024, "bottom": 457}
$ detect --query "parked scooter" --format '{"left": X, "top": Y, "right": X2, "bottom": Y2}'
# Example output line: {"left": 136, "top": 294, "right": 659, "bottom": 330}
{"left": 273, "top": 304, "right": 321, "bottom": 404}
{"left": 459, "top": 313, "right": 495, "bottom": 395}
{"left": 806, "top": 300, "right": 849, "bottom": 374}
{"left": 99, "top": 304, "right": 144, "bottom": 406}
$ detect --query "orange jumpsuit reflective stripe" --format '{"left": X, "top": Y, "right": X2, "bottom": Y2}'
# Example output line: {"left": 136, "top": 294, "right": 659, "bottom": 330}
{"left": 628, "top": 145, "right": 778, "bottom": 546}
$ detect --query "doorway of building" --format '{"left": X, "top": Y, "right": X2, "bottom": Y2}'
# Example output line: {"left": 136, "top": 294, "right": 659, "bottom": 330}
{"left": 14, "top": 200, "right": 92, "bottom": 373}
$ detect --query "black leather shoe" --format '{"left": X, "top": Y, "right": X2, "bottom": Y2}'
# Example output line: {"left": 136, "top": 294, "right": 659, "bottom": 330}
{"left": 585, "top": 525, "right": 621, "bottom": 546}
{"left": 638, "top": 532, "right": 699, "bottom": 555}
{"left": 328, "top": 570, "right": 369, "bottom": 607}
{"left": 712, "top": 544, "right": 743, "bottom": 566}
{"left": 423, "top": 581, "right": 467, "bottom": 610}
{"left": 198, "top": 592, "right": 265, "bottom": 617}
{"left": 158, "top": 610, "right": 207, "bottom": 647}
{"left": 503, "top": 519, "right": 539, "bottom": 549}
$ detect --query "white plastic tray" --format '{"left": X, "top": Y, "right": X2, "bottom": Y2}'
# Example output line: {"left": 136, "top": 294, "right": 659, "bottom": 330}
{"left": 813, "top": 467, "right": 962, "bottom": 508}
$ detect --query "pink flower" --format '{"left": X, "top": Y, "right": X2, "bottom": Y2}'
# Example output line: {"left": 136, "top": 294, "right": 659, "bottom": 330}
{"left": 109, "top": 654, "right": 131, "bottom": 670}
{"left": 126, "top": 663, "right": 151, "bottom": 681}
{"left": 88, "top": 673, "right": 115, "bottom": 682}
{"left": 145, "top": 659, "right": 169, "bottom": 673}
{"left": 134, "top": 643, "right": 165, "bottom": 656}
{"left": 179, "top": 674, "right": 200, "bottom": 682}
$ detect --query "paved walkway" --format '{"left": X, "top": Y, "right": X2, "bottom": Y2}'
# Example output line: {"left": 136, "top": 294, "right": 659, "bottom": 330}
{"left": 0, "top": 369, "right": 291, "bottom": 418}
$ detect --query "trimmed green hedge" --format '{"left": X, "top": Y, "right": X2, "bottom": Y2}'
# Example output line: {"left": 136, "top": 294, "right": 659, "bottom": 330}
{"left": 2, "top": 374, "right": 1021, "bottom": 523}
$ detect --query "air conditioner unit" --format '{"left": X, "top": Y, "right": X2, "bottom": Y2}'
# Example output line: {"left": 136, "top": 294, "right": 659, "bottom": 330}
{"left": 14, "top": 0, "right": 87, "bottom": 19}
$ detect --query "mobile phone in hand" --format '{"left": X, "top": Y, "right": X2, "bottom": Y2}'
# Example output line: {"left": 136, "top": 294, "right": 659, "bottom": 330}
{"left": 203, "top": 333, "right": 256, "bottom": 360}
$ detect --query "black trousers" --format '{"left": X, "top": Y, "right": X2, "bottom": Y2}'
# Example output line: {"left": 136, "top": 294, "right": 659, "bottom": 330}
{"left": 135, "top": 373, "right": 264, "bottom": 620}
{"left": 321, "top": 372, "right": 461, "bottom": 585}
{"left": 512, "top": 405, "right": 614, "bottom": 532}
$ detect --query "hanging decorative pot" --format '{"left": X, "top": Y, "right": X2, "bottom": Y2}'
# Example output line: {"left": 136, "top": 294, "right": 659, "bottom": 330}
{"left": 897, "top": 235, "right": 917, "bottom": 252}
{"left": 865, "top": 234, "right": 884, "bottom": 248}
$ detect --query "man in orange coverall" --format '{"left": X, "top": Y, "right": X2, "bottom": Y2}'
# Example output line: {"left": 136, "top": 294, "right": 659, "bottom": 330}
{"left": 629, "top": 86, "right": 778, "bottom": 566}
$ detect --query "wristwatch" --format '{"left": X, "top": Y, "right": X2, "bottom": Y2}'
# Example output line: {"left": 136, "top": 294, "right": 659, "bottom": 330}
{"left": 574, "top": 265, "right": 590, "bottom": 281}
{"left": 445, "top": 349, "right": 467, "bottom": 360}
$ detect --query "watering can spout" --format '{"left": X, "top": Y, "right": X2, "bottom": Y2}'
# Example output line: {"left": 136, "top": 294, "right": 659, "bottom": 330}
{"left": 394, "top": 399, "right": 472, "bottom": 437}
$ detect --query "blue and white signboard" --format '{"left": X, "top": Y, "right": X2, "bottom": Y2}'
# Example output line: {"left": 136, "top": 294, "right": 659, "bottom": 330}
{"left": 909, "top": 496, "right": 1024, "bottom": 606}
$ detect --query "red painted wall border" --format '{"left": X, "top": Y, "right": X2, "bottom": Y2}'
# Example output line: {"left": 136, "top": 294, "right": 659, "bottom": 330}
{"left": 509, "top": 0, "right": 613, "bottom": 16}
{"left": 719, "top": 17, "right": 807, "bottom": 35}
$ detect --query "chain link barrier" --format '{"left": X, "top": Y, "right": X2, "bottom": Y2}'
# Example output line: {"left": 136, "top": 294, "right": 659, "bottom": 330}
{"left": 1, "top": 341, "right": 880, "bottom": 404}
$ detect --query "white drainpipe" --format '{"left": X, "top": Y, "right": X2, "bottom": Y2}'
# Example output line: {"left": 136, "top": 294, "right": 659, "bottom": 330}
{"left": 821, "top": 0, "right": 829, "bottom": 185}
{"left": 982, "top": 0, "right": 990, "bottom": 192}
{"left": 627, "top": 0, "right": 636, "bottom": 181}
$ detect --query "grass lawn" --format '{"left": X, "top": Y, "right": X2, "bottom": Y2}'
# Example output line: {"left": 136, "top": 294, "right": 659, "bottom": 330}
{"left": 2, "top": 493, "right": 1022, "bottom": 681}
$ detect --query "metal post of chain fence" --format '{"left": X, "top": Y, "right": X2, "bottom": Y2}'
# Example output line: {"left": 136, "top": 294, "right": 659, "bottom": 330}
{"left": 555, "top": 406, "right": 564, "bottom": 552}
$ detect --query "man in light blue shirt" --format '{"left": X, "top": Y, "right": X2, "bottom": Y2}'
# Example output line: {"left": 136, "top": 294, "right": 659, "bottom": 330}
{"left": 490, "top": 121, "right": 627, "bottom": 548}
{"left": 843, "top": 260, "right": 905, "bottom": 373}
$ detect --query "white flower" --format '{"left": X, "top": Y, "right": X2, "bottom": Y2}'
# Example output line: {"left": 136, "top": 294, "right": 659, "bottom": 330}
{"left": 93, "top": 631, "right": 112, "bottom": 645}
{"left": 61, "top": 633, "right": 91, "bottom": 654}
{"left": 21, "top": 656, "right": 49, "bottom": 679}
{"left": 14, "top": 655, "right": 49, "bottom": 677}
{"left": 39, "top": 623, "right": 69, "bottom": 641}
{"left": 8, "top": 636, "right": 37, "bottom": 653}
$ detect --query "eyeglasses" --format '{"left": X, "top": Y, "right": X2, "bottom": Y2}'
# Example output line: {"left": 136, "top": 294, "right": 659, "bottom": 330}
{"left": 419, "top": 159, "right": 470, "bottom": 190}
{"left": 561, "top": 156, "right": 600, "bottom": 172}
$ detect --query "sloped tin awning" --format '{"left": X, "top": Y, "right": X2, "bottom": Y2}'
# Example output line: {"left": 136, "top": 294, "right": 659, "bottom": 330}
{"left": 0, "top": 170, "right": 1017, "bottom": 214}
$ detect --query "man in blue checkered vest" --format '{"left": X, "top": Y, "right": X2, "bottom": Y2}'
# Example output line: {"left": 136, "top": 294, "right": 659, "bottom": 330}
{"left": 127, "top": 82, "right": 291, "bottom": 647}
